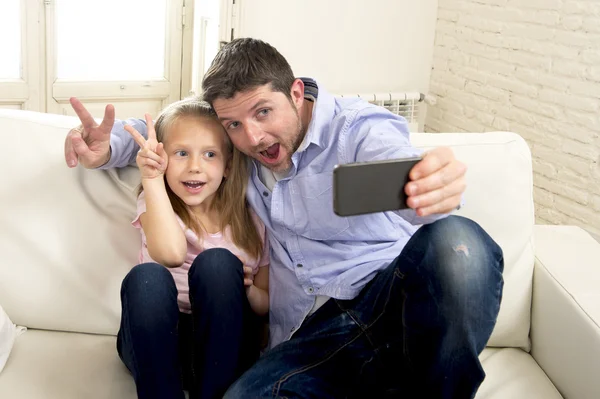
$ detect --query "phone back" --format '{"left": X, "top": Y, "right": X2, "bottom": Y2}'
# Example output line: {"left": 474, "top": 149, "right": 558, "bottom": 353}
{"left": 333, "top": 157, "right": 421, "bottom": 216}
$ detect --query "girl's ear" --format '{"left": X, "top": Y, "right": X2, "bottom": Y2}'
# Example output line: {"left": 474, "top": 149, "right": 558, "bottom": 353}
{"left": 223, "top": 157, "right": 232, "bottom": 179}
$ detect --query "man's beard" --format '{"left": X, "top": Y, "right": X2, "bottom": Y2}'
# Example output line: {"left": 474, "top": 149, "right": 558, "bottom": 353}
{"left": 265, "top": 112, "right": 305, "bottom": 173}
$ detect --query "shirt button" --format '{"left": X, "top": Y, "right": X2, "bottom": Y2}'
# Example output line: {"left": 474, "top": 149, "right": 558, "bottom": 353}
{"left": 308, "top": 287, "right": 314, "bottom": 294}
{"left": 262, "top": 191, "right": 269, "bottom": 197}
{"left": 296, "top": 263, "right": 303, "bottom": 268}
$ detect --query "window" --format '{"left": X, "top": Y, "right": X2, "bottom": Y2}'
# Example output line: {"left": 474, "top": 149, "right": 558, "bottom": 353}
{"left": 0, "top": 0, "right": 21, "bottom": 79}
{"left": 55, "top": 0, "right": 168, "bottom": 81}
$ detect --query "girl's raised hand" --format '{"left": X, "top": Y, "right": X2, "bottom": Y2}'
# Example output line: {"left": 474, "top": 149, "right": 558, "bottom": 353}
{"left": 124, "top": 114, "right": 168, "bottom": 180}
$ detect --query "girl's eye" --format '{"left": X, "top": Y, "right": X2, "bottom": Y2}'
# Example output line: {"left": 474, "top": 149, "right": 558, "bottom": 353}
{"left": 175, "top": 150, "right": 187, "bottom": 157}
{"left": 205, "top": 151, "right": 216, "bottom": 158}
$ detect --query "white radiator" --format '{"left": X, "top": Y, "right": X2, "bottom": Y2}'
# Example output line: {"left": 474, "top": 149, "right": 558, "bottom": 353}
{"left": 335, "top": 92, "right": 424, "bottom": 132}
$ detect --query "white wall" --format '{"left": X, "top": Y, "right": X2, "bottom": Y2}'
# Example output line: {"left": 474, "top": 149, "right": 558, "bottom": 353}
{"left": 238, "top": 0, "right": 438, "bottom": 95}
{"left": 426, "top": 0, "right": 600, "bottom": 239}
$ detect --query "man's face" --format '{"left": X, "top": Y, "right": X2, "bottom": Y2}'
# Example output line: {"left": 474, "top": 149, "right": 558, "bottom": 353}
{"left": 213, "top": 82, "right": 305, "bottom": 173}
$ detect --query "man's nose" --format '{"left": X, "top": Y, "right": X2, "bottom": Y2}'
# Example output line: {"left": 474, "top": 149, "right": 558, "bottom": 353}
{"left": 245, "top": 123, "right": 264, "bottom": 147}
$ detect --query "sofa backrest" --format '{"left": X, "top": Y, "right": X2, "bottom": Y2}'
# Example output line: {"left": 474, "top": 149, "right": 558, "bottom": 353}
{"left": 0, "top": 110, "right": 534, "bottom": 349}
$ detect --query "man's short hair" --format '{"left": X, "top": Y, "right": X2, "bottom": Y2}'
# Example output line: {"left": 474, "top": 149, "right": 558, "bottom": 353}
{"left": 202, "top": 38, "right": 295, "bottom": 105}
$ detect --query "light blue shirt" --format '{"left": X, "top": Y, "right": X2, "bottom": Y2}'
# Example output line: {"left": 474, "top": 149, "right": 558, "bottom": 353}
{"left": 104, "top": 80, "right": 446, "bottom": 348}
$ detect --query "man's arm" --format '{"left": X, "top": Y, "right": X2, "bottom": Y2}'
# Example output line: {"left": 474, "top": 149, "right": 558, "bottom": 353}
{"left": 343, "top": 107, "right": 465, "bottom": 224}
{"left": 102, "top": 118, "right": 147, "bottom": 169}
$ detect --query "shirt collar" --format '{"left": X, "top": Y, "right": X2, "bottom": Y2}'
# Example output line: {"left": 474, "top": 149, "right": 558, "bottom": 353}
{"left": 296, "top": 79, "right": 335, "bottom": 153}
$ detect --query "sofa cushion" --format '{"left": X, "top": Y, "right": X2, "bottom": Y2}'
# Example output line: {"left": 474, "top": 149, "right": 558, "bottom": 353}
{"left": 476, "top": 348, "right": 562, "bottom": 398}
{"left": 412, "top": 132, "right": 535, "bottom": 350}
{"left": 0, "top": 330, "right": 558, "bottom": 399}
{"left": 0, "top": 329, "right": 136, "bottom": 398}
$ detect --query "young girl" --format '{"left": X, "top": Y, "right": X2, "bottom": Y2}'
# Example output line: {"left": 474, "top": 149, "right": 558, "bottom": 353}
{"left": 116, "top": 98, "right": 269, "bottom": 399}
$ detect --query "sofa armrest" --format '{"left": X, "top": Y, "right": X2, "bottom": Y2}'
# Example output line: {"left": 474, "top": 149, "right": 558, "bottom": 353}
{"left": 531, "top": 225, "right": 600, "bottom": 399}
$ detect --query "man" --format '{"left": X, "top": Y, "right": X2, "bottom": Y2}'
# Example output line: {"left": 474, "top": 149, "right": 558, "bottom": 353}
{"left": 64, "top": 38, "right": 503, "bottom": 398}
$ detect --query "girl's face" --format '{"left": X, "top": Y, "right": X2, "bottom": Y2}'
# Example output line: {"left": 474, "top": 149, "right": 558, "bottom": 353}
{"left": 163, "top": 116, "right": 230, "bottom": 213}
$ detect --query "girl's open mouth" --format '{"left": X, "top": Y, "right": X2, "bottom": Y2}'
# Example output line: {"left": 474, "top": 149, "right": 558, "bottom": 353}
{"left": 183, "top": 181, "right": 205, "bottom": 193}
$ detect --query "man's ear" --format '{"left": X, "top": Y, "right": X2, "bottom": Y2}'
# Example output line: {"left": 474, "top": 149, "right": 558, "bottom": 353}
{"left": 290, "top": 78, "right": 305, "bottom": 109}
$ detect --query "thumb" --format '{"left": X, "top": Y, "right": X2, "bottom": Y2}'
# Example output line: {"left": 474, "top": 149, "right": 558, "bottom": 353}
{"left": 71, "top": 134, "right": 91, "bottom": 158}
{"left": 156, "top": 143, "right": 168, "bottom": 165}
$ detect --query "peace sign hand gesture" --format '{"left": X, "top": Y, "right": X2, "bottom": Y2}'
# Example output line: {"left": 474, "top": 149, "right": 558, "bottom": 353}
{"left": 124, "top": 114, "right": 168, "bottom": 180}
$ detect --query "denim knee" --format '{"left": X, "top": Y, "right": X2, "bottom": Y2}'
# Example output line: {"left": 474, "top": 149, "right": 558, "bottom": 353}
{"left": 409, "top": 216, "right": 504, "bottom": 313}
{"left": 121, "top": 262, "right": 178, "bottom": 315}
{"left": 188, "top": 248, "right": 242, "bottom": 287}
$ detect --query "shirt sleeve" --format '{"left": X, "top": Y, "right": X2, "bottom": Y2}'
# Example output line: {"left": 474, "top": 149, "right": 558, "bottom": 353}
{"left": 131, "top": 191, "right": 147, "bottom": 229}
{"left": 100, "top": 118, "right": 148, "bottom": 169}
{"left": 342, "top": 106, "right": 456, "bottom": 225}
{"left": 250, "top": 209, "right": 270, "bottom": 268}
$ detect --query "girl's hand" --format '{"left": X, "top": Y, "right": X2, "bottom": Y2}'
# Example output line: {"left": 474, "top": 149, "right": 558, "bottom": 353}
{"left": 243, "top": 266, "right": 255, "bottom": 295}
{"left": 124, "top": 114, "right": 168, "bottom": 180}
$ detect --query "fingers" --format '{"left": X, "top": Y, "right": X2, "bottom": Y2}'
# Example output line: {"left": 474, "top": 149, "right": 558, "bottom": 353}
{"left": 403, "top": 147, "right": 466, "bottom": 217}
{"left": 69, "top": 97, "right": 97, "bottom": 131}
{"left": 409, "top": 147, "right": 454, "bottom": 181}
{"left": 98, "top": 104, "right": 115, "bottom": 135}
{"left": 407, "top": 176, "right": 466, "bottom": 211}
{"left": 71, "top": 134, "right": 91, "bottom": 160}
{"left": 145, "top": 114, "right": 156, "bottom": 141}
{"left": 405, "top": 160, "right": 467, "bottom": 197}
{"left": 124, "top": 124, "right": 147, "bottom": 148}
{"left": 65, "top": 129, "right": 78, "bottom": 167}
{"left": 156, "top": 142, "right": 165, "bottom": 157}
{"left": 137, "top": 148, "right": 166, "bottom": 169}
{"left": 415, "top": 193, "right": 463, "bottom": 217}
{"left": 243, "top": 266, "right": 254, "bottom": 287}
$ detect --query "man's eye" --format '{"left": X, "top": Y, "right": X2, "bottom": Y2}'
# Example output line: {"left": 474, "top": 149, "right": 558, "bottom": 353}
{"left": 258, "top": 109, "right": 269, "bottom": 117}
{"left": 228, "top": 121, "right": 240, "bottom": 129}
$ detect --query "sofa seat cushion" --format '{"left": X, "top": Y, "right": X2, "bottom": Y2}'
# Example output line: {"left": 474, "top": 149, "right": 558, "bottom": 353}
{"left": 0, "top": 329, "right": 135, "bottom": 398}
{"left": 477, "top": 348, "right": 562, "bottom": 398}
{"left": 0, "top": 330, "right": 561, "bottom": 398}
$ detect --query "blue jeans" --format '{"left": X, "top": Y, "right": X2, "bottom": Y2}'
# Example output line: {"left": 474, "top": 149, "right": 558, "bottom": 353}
{"left": 117, "top": 248, "right": 261, "bottom": 399}
{"left": 225, "top": 216, "right": 504, "bottom": 399}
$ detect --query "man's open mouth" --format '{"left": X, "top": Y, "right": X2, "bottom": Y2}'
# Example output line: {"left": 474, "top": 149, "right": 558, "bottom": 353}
{"left": 260, "top": 143, "right": 280, "bottom": 160}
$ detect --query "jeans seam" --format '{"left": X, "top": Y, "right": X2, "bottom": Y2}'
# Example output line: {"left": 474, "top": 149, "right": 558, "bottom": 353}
{"left": 271, "top": 329, "right": 366, "bottom": 398}
{"left": 188, "top": 269, "right": 199, "bottom": 393}
{"left": 121, "top": 285, "right": 140, "bottom": 379}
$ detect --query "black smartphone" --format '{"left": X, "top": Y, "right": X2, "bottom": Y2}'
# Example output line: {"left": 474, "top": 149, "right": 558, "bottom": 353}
{"left": 333, "top": 157, "right": 422, "bottom": 216}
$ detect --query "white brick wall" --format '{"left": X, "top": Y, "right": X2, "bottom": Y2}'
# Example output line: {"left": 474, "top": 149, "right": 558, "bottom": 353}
{"left": 427, "top": 0, "right": 600, "bottom": 239}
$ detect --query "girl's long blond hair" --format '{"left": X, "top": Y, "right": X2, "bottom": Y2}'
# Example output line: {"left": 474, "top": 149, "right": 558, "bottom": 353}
{"left": 139, "top": 97, "right": 263, "bottom": 259}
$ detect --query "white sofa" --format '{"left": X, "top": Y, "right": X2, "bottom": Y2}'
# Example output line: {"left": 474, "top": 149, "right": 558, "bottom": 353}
{"left": 0, "top": 109, "right": 598, "bottom": 399}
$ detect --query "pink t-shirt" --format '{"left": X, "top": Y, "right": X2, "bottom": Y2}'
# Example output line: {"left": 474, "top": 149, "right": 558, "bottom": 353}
{"left": 131, "top": 192, "right": 270, "bottom": 314}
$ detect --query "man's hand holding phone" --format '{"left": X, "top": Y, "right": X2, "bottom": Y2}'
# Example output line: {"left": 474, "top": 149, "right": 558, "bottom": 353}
{"left": 406, "top": 147, "right": 466, "bottom": 217}
{"left": 333, "top": 147, "right": 466, "bottom": 217}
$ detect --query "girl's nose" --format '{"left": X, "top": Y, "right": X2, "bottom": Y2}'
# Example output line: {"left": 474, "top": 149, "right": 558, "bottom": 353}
{"left": 188, "top": 156, "right": 202, "bottom": 173}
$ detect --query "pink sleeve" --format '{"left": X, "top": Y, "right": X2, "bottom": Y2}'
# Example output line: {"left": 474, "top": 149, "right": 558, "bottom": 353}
{"left": 250, "top": 209, "right": 270, "bottom": 267}
{"left": 131, "top": 191, "right": 147, "bottom": 229}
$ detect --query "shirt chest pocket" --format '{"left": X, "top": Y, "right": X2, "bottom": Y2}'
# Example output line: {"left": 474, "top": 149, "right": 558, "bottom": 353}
{"left": 289, "top": 173, "right": 350, "bottom": 240}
